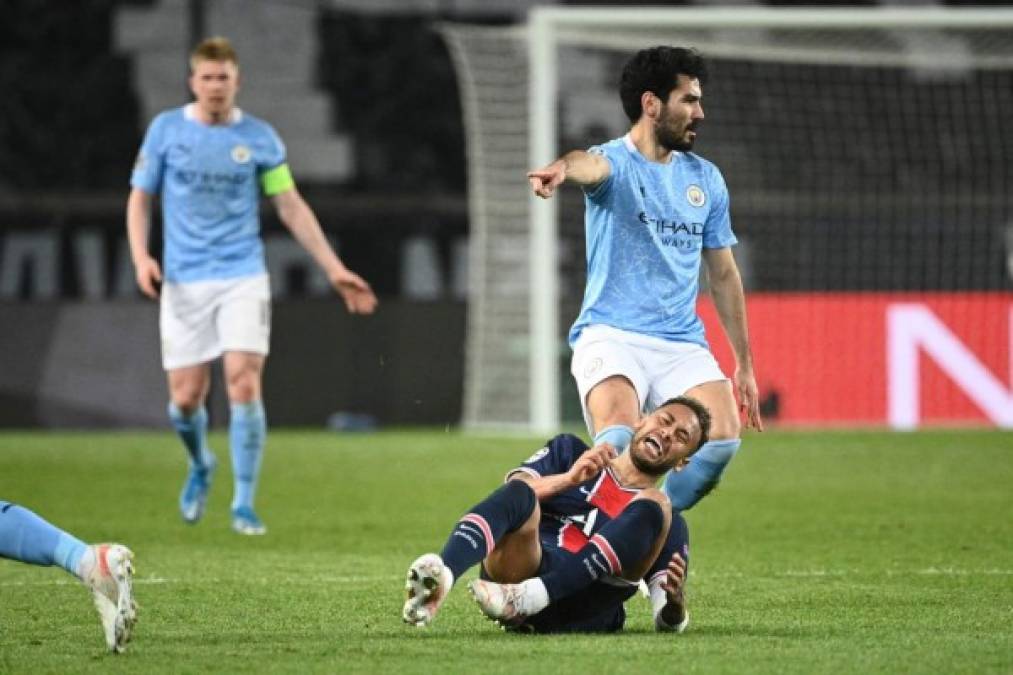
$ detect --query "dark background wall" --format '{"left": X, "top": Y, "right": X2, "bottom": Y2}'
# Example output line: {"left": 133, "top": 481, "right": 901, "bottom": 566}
{"left": 0, "top": 300, "right": 464, "bottom": 428}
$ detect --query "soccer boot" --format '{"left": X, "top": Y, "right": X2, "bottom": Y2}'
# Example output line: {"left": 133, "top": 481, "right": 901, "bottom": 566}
{"left": 179, "top": 454, "right": 216, "bottom": 524}
{"left": 81, "top": 544, "right": 137, "bottom": 653}
{"left": 468, "top": 578, "right": 546, "bottom": 628}
{"left": 402, "top": 553, "right": 453, "bottom": 627}
{"left": 231, "top": 506, "right": 267, "bottom": 536}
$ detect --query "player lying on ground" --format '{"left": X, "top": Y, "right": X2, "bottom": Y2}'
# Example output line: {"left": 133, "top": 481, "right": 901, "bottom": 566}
{"left": 402, "top": 396, "right": 711, "bottom": 633}
{"left": 0, "top": 500, "right": 136, "bottom": 652}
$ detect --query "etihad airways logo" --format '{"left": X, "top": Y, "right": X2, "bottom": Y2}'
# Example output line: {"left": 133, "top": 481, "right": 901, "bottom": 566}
{"left": 637, "top": 211, "right": 703, "bottom": 250}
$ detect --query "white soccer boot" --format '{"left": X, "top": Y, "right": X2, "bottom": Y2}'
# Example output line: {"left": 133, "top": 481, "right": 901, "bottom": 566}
{"left": 467, "top": 578, "right": 548, "bottom": 628}
{"left": 402, "top": 553, "right": 454, "bottom": 627}
{"left": 80, "top": 544, "right": 137, "bottom": 653}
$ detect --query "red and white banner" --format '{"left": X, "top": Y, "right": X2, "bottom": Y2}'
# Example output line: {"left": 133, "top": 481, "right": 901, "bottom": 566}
{"left": 698, "top": 292, "right": 1013, "bottom": 428}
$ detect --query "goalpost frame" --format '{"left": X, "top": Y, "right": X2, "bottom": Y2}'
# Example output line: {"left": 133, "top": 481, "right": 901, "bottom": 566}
{"left": 525, "top": 5, "right": 1013, "bottom": 434}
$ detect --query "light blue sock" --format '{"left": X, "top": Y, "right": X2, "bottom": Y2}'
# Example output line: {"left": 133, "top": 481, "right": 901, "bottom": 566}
{"left": 230, "top": 401, "right": 266, "bottom": 511}
{"left": 168, "top": 403, "right": 213, "bottom": 468}
{"left": 593, "top": 424, "right": 635, "bottom": 453}
{"left": 0, "top": 501, "right": 88, "bottom": 578}
{"left": 664, "top": 438, "right": 742, "bottom": 511}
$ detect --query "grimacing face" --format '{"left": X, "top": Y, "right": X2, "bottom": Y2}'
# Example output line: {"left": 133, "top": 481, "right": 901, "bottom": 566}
{"left": 654, "top": 74, "right": 704, "bottom": 153}
{"left": 189, "top": 59, "right": 239, "bottom": 121}
{"left": 627, "top": 403, "right": 703, "bottom": 477}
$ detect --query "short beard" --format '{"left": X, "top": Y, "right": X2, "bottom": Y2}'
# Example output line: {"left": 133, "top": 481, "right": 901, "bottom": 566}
{"left": 655, "top": 109, "right": 696, "bottom": 152}
{"left": 656, "top": 125, "right": 694, "bottom": 153}
{"left": 629, "top": 445, "right": 669, "bottom": 478}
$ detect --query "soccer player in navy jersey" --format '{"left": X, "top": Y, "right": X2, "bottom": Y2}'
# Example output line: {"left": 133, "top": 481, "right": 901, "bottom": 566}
{"left": 402, "top": 396, "right": 711, "bottom": 634}
{"left": 527, "top": 46, "right": 762, "bottom": 512}
{"left": 126, "top": 37, "right": 377, "bottom": 535}
{"left": 0, "top": 500, "right": 136, "bottom": 652}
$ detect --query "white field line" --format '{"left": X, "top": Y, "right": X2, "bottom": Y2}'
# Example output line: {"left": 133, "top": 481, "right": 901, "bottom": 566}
{"left": 1, "top": 568, "right": 1011, "bottom": 588}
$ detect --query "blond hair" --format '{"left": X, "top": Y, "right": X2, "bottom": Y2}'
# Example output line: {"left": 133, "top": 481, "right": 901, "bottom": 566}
{"left": 190, "top": 36, "right": 239, "bottom": 70}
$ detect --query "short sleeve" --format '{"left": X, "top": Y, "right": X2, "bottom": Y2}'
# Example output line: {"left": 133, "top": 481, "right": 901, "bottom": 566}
{"left": 130, "top": 113, "right": 168, "bottom": 193}
{"left": 507, "top": 434, "right": 588, "bottom": 481}
{"left": 258, "top": 123, "right": 287, "bottom": 172}
{"left": 582, "top": 144, "right": 622, "bottom": 202}
{"left": 702, "top": 164, "right": 737, "bottom": 249}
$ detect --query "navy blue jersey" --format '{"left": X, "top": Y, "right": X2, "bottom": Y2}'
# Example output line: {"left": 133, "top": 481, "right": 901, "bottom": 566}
{"left": 509, "top": 434, "right": 642, "bottom": 556}
{"left": 504, "top": 435, "right": 691, "bottom": 633}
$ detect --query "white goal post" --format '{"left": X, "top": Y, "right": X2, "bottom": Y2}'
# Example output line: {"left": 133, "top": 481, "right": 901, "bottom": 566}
{"left": 443, "top": 7, "right": 1013, "bottom": 433}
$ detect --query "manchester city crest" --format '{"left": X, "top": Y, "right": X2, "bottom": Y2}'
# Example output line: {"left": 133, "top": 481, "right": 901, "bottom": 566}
{"left": 231, "top": 145, "right": 252, "bottom": 164}
{"left": 686, "top": 184, "right": 706, "bottom": 207}
{"left": 583, "top": 357, "right": 603, "bottom": 379}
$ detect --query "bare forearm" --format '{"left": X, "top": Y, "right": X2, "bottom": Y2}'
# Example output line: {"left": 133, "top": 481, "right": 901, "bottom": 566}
{"left": 557, "top": 150, "right": 610, "bottom": 186}
{"left": 278, "top": 198, "right": 346, "bottom": 278}
{"left": 709, "top": 269, "right": 753, "bottom": 370}
{"left": 509, "top": 473, "right": 575, "bottom": 501}
{"left": 126, "top": 190, "right": 152, "bottom": 264}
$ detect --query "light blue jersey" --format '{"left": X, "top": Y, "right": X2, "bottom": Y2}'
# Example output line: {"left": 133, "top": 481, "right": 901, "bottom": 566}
{"left": 569, "top": 134, "right": 737, "bottom": 348}
{"left": 130, "top": 104, "right": 287, "bottom": 283}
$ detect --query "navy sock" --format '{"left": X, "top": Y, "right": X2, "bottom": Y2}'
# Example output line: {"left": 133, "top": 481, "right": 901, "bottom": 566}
{"left": 0, "top": 501, "right": 88, "bottom": 577}
{"left": 168, "top": 403, "right": 213, "bottom": 468}
{"left": 439, "top": 480, "right": 537, "bottom": 583}
{"left": 540, "top": 499, "right": 665, "bottom": 602}
{"left": 645, "top": 509, "right": 690, "bottom": 587}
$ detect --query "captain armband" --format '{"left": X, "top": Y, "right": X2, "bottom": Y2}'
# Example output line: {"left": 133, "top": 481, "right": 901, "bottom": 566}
{"left": 260, "top": 163, "right": 295, "bottom": 196}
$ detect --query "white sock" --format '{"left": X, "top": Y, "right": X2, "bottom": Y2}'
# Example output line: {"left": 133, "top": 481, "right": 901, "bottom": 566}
{"left": 519, "top": 578, "right": 550, "bottom": 615}
{"left": 76, "top": 545, "right": 96, "bottom": 581}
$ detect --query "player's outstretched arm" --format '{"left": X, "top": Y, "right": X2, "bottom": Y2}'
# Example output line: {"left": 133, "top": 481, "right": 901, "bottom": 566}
{"left": 527, "top": 150, "right": 610, "bottom": 199}
{"left": 271, "top": 188, "right": 378, "bottom": 315}
{"left": 702, "top": 248, "right": 763, "bottom": 431}
{"left": 125, "top": 187, "right": 162, "bottom": 299}
{"left": 509, "top": 443, "right": 617, "bottom": 500}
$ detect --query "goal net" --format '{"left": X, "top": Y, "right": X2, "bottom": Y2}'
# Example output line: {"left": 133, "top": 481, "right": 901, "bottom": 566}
{"left": 441, "top": 7, "right": 1013, "bottom": 432}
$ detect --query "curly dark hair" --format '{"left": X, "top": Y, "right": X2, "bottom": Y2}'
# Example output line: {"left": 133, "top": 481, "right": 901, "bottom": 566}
{"left": 658, "top": 395, "right": 712, "bottom": 451}
{"left": 619, "top": 46, "right": 708, "bottom": 123}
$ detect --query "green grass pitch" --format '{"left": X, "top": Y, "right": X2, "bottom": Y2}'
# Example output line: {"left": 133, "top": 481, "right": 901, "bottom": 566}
{"left": 0, "top": 428, "right": 1010, "bottom": 673}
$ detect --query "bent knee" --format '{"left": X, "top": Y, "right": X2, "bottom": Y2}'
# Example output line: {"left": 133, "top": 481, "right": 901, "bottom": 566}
{"left": 170, "top": 386, "right": 205, "bottom": 411}
{"left": 226, "top": 371, "right": 261, "bottom": 403}
{"left": 634, "top": 488, "right": 672, "bottom": 512}
{"left": 709, "top": 413, "right": 741, "bottom": 441}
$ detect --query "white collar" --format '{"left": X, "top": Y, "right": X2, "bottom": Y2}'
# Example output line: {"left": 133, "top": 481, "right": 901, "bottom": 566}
{"left": 623, "top": 132, "right": 679, "bottom": 164}
{"left": 184, "top": 103, "right": 243, "bottom": 125}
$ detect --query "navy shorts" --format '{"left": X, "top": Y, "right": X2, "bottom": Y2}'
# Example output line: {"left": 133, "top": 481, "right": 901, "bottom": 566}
{"left": 483, "top": 542, "right": 638, "bottom": 634}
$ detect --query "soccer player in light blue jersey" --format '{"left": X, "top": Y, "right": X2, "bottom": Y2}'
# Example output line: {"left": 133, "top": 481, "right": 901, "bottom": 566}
{"left": 126, "top": 37, "right": 377, "bottom": 535}
{"left": 0, "top": 500, "right": 137, "bottom": 652}
{"left": 527, "top": 47, "right": 763, "bottom": 511}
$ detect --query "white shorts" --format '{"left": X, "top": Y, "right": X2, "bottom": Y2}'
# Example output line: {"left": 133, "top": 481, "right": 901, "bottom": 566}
{"left": 570, "top": 324, "right": 728, "bottom": 432}
{"left": 160, "top": 274, "right": 271, "bottom": 371}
